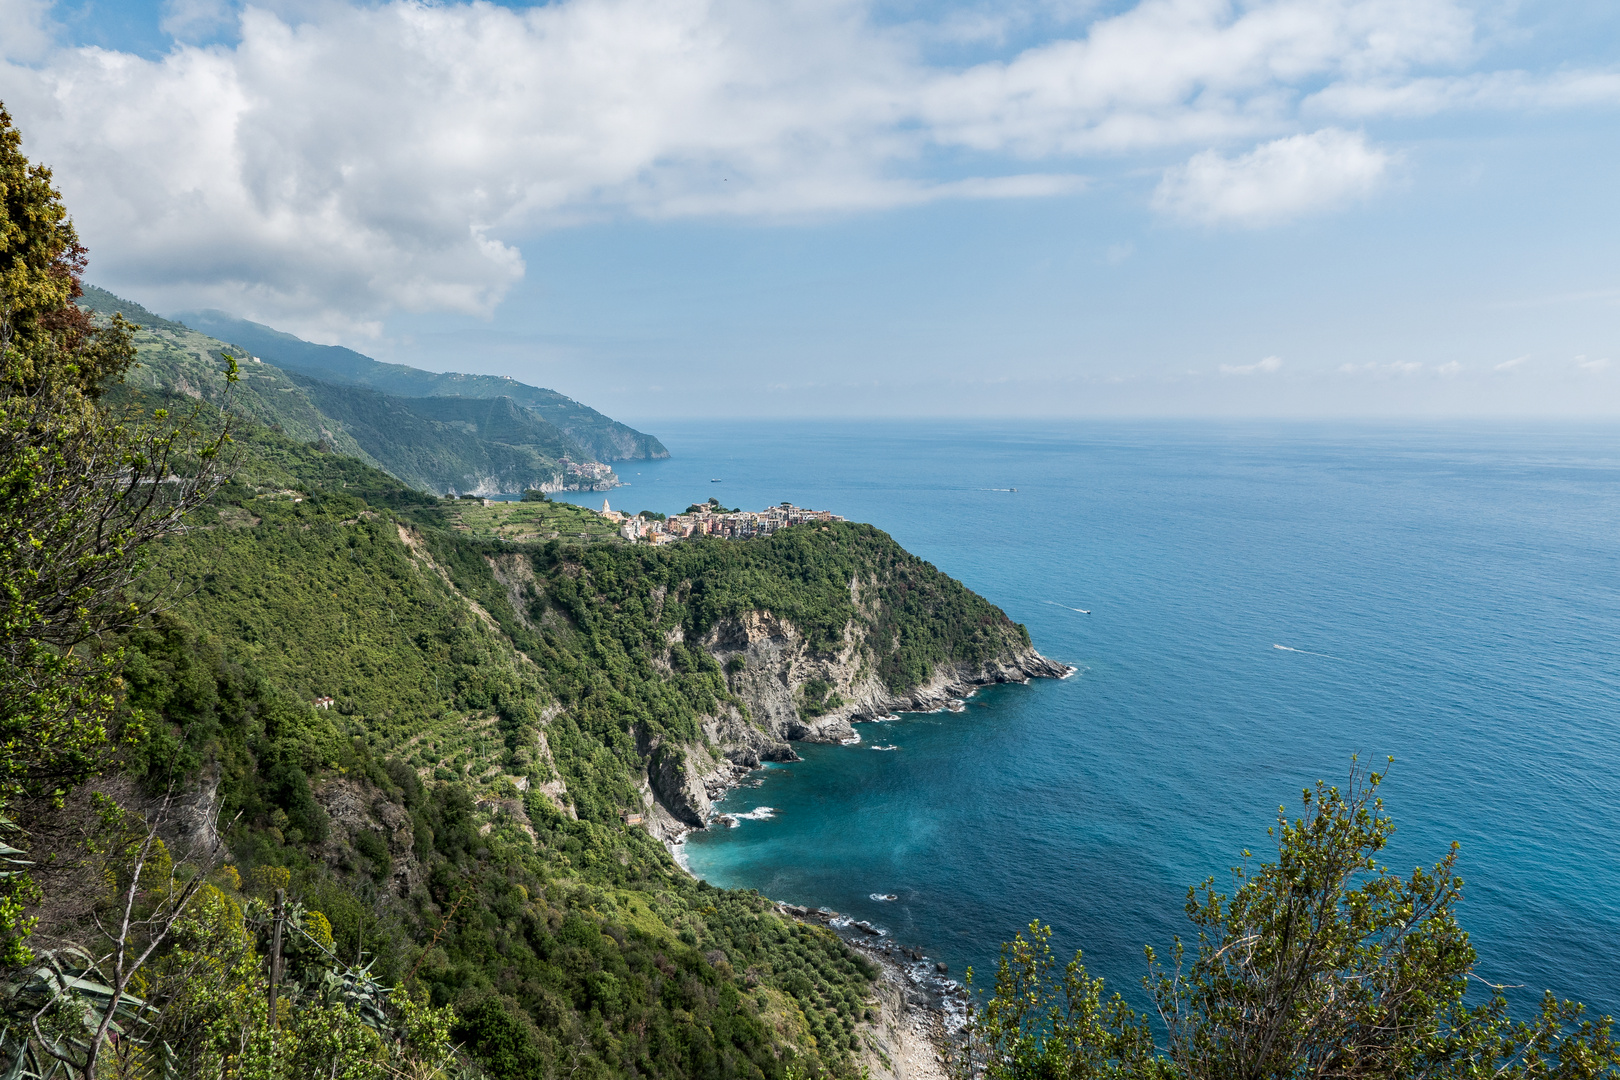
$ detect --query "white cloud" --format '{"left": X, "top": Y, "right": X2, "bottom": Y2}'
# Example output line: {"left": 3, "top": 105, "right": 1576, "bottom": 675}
{"left": 159, "top": 0, "right": 238, "bottom": 41}
{"left": 1495, "top": 354, "right": 1529, "bottom": 370}
{"left": 1307, "top": 70, "right": 1620, "bottom": 119}
{"left": 0, "top": 0, "right": 57, "bottom": 62}
{"left": 1220, "top": 355, "right": 1282, "bottom": 375}
{"left": 1577, "top": 356, "right": 1611, "bottom": 373}
{"left": 0, "top": 0, "right": 1610, "bottom": 330}
{"left": 915, "top": 0, "right": 1474, "bottom": 155}
{"left": 1436, "top": 361, "right": 1462, "bottom": 376}
{"left": 1338, "top": 360, "right": 1423, "bottom": 376}
{"left": 1153, "top": 128, "right": 1392, "bottom": 225}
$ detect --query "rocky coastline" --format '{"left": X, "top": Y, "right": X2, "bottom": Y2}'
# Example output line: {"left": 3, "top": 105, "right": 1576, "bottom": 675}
{"left": 630, "top": 611, "right": 1068, "bottom": 1074}
{"left": 777, "top": 902, "right": 965, "bottom": 1080}
{"left": 636, "top": 625, "right": 1072, "bottom": 842}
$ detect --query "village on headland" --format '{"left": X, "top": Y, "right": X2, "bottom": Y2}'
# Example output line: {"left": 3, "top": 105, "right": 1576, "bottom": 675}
{"left": 446, "top": 492, "right": 846, "bottom": 545}
{"left": 601, "top": 498, "right": 846, "bottom": 543}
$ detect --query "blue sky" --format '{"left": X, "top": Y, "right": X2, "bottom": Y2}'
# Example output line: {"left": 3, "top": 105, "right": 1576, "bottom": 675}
{"left": 2, "top": 0, "right": 1617, "bottom": 419}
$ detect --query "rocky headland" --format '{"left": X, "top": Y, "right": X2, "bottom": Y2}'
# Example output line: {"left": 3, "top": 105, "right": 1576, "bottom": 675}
{"left": 635, "top": 603, "right": 1071, "bottom": 842}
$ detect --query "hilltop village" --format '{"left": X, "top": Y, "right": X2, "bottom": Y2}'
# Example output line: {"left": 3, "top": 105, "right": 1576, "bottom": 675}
{"left": 603, "top": 499, "right": 845, "bottom": 543}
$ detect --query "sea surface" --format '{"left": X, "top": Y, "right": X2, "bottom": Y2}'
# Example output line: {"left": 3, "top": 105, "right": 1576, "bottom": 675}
{"left": 552, "top": 420, "right": 1620, "bottom": 1019}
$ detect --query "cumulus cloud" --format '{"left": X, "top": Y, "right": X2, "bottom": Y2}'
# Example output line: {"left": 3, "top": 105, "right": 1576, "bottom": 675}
{"left": 0, "top": 0, "right": 1610, "bottom": 329}
{"left": 1220, "top": 355, "right": 1282, "bottom": 375}
{"left": 1153, "top": 128, "right": 1392, "bottom": 225}
{"left": 0, "top": 0, "right": 57, "bottom": 62}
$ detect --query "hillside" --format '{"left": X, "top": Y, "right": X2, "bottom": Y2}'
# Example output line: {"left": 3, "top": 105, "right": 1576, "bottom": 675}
{"left": 285, "top": 375, "right": 607, "bottom": 495}
{"left": 81, "top": 286, "right": 645, "bottom": 495}
{"left": 176, "top": 309, "right": 669, "bottom": 463}
{"left": 84, "top": 405, "right": 1061, "bottom": 1080}
{"left": 77, "top": 284, "right": 380, "bottom": 464}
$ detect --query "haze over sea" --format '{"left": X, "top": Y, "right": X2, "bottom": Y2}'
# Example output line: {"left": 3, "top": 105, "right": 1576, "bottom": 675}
{"left": 554, "top": 420, "right": 1620, "bottom": 1018}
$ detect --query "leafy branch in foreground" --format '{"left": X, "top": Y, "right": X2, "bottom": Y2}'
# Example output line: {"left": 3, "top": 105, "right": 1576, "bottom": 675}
{"left": 956, "top": 759, "right": 1620, "bottom": 1080}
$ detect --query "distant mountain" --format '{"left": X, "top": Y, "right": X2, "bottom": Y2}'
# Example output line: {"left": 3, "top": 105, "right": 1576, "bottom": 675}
{"left": 175, "top": 310, "right": 668, "bottom": 463}
{"left": 78, "top": 285, "right": 379, "bottom": 465}
{"left": 285, "top": 376, "right": 600, "bottom": 496}
{"left": 79, "top": 286, "right": 642, "bottom": 495}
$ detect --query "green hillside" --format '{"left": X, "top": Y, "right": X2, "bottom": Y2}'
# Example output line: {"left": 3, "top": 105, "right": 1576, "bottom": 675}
{"left": 86, "top": 407, "right": 1032, "bottom": 1080}
{"left": 286, "top": 375, "right": 598, "bottom": 495}
{"left": 81, "top": 286, "right": 651, "bottom": 495}
{"left": 78, "top": 284, "right": 379, "bottom": 465}
{"left": 177, "top": 309, "right": 670, "bottom": 463}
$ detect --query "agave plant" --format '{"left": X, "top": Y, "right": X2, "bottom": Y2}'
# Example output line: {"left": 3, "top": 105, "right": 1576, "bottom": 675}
{"left": 0, "top": 945, "right": 156, "bottom": 1079}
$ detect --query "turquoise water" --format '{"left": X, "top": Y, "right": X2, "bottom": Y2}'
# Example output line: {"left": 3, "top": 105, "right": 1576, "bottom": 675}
{"left": 555, "top": 421, "right": 1620, "bottom": 1017}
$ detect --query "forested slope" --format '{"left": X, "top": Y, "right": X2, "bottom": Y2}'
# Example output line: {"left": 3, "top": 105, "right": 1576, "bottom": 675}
{"left": 81, "top": 286, "right": 648, "bottom": 494}
{"left": 176, "top": 308, "right": 670, "bottom": 462}
{"left": 98, "top": 405, "right": 1056, "bottom": 1080}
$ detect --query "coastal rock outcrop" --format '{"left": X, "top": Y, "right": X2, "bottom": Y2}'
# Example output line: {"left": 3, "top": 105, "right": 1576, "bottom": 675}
{"left": 701, "top": 608, "right": 1069, "bottom": 748}
{"left": 642, "top": 599, "right": 1071, "bottom": 840}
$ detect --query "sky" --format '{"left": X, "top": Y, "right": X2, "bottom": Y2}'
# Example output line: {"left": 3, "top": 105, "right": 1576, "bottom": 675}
{"left": 2, "top": 0, "right": 1618, "bottom": 420}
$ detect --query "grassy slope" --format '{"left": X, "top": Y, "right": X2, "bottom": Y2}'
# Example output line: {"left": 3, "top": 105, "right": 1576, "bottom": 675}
{"left": 121, "top": 399, "right": 1031, "bottom": 1080}
{"left": 286, "top": 375, "right": 597, "bottom": 495}
{"left": 174, "top": 309, "right": 670, "bottom": 462}
{"left": 79, "top": 285, "right": 379, "bottom": 464}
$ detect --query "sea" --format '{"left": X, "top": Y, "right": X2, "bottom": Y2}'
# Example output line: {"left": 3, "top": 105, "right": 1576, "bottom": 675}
{"left": 550, "top": 420, "right": 1620, "bottom": 1020}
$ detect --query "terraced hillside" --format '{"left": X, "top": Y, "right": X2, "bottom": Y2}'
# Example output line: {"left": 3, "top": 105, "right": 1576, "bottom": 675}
{"left": 116, "top": 407, "right": 1058, "bottom": 1080}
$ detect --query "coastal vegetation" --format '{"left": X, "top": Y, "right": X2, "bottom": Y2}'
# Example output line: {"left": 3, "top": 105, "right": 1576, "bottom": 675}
{"left": 7, "top": 101, "right": 1614, "bottom": 1080}
{"left": 172, "top": 308, "right": 669, "bottom": 463}
{"left": 78, "top": 286, "right": 650, "bottom": 497}
{"left": 957, "top": 761, "right": 1620, "bottom": 1079}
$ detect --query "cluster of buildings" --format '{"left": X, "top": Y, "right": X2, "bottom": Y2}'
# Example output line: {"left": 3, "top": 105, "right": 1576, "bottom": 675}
{"left": 600, "top": 500, "right": 845, "bottom": 544}
{"left": 562, "top": 460, "right": 617, "bottom": 491}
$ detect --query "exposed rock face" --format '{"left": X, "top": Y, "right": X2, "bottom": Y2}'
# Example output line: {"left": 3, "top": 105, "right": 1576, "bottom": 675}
{"left": 637, "top": 606, "right": 1070, "bottom": 837}
{"left": 701, "top": 609, "right": 1069, "bottom": 746}
{"left": 316, "top": 777, "right": 419, "bottom": 898}
{"left": 646, "top": 739, "right": 713, "bottom": 828}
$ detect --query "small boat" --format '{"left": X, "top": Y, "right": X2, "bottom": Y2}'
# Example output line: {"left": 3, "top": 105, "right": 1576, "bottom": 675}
{"left": 710, "top": 478, "right": 723, "bottom": 482}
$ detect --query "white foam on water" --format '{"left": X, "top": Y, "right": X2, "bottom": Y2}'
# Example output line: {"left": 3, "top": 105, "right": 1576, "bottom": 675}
{"left": 1273, "top": 643, "right": 1344, "bottom": 661}
{"left": 870, "top": 893, "right": 898, "bottom": 901}
{"left": 732, "top": 806, "right": 776, "bottom": 822}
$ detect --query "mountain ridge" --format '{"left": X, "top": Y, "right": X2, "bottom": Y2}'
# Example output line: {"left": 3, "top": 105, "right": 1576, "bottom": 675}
{"left": 176, "top": 308, "right": 669, "bottom": 464}
{"left": 78, "top": 285, "right": 657, "bottom": 495}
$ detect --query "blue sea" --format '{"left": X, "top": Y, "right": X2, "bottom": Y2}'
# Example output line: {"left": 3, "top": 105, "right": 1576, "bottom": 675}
{"left": 553, "top": 420, "right": 1620, "bottom": 1019}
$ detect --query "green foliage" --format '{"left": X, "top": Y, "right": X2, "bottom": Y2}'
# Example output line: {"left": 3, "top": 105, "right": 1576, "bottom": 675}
{"left": 956, "top": 922, "right": 1166, "bottom": 1080}
{"left": 80, "top": 284, "right": 379, "bottom": 464}
{"left": 176, "top": 308, "right": 669, "bottom": 463}
{"left": 286, "top": 375, "right": 589, "bottom": 496}
{"left": 958, "top": 764, "right": 1620, "bottom": 1080}
{"left": 0, "top": 107, "right": 133, "bottom": 398}
{"left": 79, "top": 408, "right": 991, "bottom": 1079}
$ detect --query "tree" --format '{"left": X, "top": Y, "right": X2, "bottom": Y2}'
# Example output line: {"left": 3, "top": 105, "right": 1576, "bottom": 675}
{"left": 0, "top": 101, "right": 232, "bottom": 966}
{"left": 956, "top": 760, "right": 1620, "bottom": 1080}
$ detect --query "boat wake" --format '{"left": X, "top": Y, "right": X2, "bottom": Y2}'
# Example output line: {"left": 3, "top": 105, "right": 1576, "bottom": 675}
{"left": 1045, "top": 601, "right": 1091, "bottom": 614}
{"left": 1273, "top": 644, "right": 1344, "bottom": 661}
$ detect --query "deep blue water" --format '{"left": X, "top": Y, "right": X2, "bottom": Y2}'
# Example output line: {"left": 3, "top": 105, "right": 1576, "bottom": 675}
{"left": 552, "top": 420, "right": 1620, "bottom": 1019}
